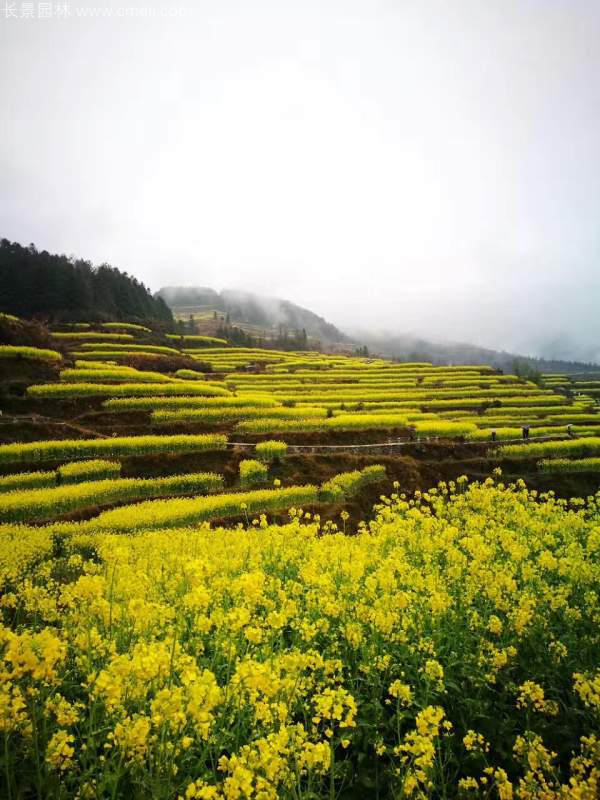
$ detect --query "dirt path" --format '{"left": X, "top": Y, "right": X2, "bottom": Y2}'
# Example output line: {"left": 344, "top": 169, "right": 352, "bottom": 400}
{"left": 0, "top": 412, "right": 109, "bottom": 439}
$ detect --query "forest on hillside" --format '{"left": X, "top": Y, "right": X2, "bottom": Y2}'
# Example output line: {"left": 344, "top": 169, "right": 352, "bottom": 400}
{"left": 0, "top": 239, "right": 172, "bottom": 324}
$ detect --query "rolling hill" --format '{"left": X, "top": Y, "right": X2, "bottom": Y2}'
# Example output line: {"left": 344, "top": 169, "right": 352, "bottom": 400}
{"left": 157, "top": 286, "right": 348, "bottom": 344}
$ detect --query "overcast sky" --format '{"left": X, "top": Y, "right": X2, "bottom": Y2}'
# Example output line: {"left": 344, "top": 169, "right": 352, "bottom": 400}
{"left": 1, "top": 0, "right": 599, "bottom": 360}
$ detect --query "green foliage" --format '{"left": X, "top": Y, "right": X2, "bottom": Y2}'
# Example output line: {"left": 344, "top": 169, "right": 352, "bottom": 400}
{"left": 513, "top": 358, "right": 543, "bottom": 385}
{"left": 104, "top": 395, "right": 278, "bottom": 412}
{"left": 151, "top": 406, "right": 326, "bottom": 425}
{"left": 467, "top": 427, "right": 524, "bottom": 441}
{"left": 101, "top": 322, "right": 151, "bottom": 333}
{"left": 52, "top": 332, "right": 134, "bottom": 341}
{"left": 2, "top": 479, "right": 600, "bottom": 798}
{"left": 57, "top": 459, "right": 121, "bottom": 484}
{"left": 538, "top": 457, "right": 600, "bottom": 473}
{"left": 0, "top": 434, "right": 227, "bottom": 465}
{"left": 174, "top": 369, "right": 205, "bottom": 380}
{"left": 501, "top": 437, "right": 600, "bottom": 459}
{"left": 0, "top": 472, "right": 224, "bottom": 523}
{"left": 412, "top": 420, "right": 478, "bottom": 437}
{"left": 239, "top": 459, "right": 268, "bottom": 487}
{"left": 77, "top": 343, "right": 181, "bottom": 354}
{"left": 0, "top": 345, "right": 62, "bottom": 362}
{"left": 59, "top": 368, "right": 176, "bottom": 384}
{"left": 255, "top": 440, "right": 288, "bottom": 462}
{"left": 0, "top": 238, "right": 172, "bottom": 323}
{"left": 0, "top": 470, "right": 56, "bottom": 494}
{"left": 237, "top": 414, "right": 408, "bottom": 433}
{"left": 88, "top": 484, "right": 319, "bottom": 531}
{"left": 27, "top": 382, "right": 231, "bottom": 399}
{"left": 319, "top": 464, "right": 386, "bottom": 502}
{"left": 166, "top": 334, "right": 228, "bottom": 346}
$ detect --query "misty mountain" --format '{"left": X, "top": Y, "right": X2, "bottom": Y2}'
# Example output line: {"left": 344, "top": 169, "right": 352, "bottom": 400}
{"left": 361, "top": 332, "right": 600, "bottom": 375}
{"left": 157, "top": 286, "right": 348, "bottom": 343}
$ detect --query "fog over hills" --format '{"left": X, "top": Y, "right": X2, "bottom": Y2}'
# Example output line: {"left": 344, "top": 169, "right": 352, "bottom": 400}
{"left": 159, "top": 280, "right": 600, "bottom": 367}
{"left": 157, "top": 282, "right": 599, "bottom": 372}
{"left": 157, "top": 286, "right": 347, "bottom": 344}
{"left": 2, "top": 1, "right": 599, "bottom": 366}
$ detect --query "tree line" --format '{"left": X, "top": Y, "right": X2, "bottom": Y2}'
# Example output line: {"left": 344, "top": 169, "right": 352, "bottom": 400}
{"left": 0, "top": 239, "right": 173, "bottom": 324}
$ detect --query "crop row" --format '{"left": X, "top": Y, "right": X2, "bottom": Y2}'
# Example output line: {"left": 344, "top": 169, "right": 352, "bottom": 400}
{"left": 167, "top": 334, "right": 228, "bottom": 346}
{"left": 51, "top": 332, "right": 135, "bottom": 341}
{"left": 0, "top": 471, "right": 224, "bottom": 524}
{"left": 263, "top": 363, "right": 497, "bottom": 374}
{"left": 538, "top": 457, "right": 600, "bottom": 473}
{"left": 255, "top": 440, "right": 288, "bottom": 461}
{"left": 57, "top": 459, "right": 121, "bottom": 483}
{"left": 103, "top": 395, "right": 278, "bottom": 411}
{"left": 231, "top": 417, "right": 483, "bottom": 437}
{"left": 0, "top": 345, "right": 62, "bottom": 362}
{"left": 239, "top": 459, "right": 268, "bottom": 487}
{"left": 0, "top": 433, "right": 227, "bottom": 465}
{"left": 465, "top": 426, "right": 578, "bottom": 442}
{"left": 228, "top": 379, "right": 513, "bottom": 392}
{"left": 401, "top": 396, "right": 566, "bottom": 410}
{"left": 194, "top": 351, "right": 286, "bottom": 361}
{"left": 228, "top": 371, "right": 512, "bottom": 383}
{"left": 174, "top": 369, "right": 205, "bottom": 380}
{"left": 235, "top": 413, "right": 410, "bottom": 433}
{"left": 320, "top": 464, "right": 386, "bottom": 501}
{"left": 83, "top": 484, "right": 320, "bottom": 531}
{"left": 100, "top": 322, "right": 151, "bottom": 333}
{"left": 59, "top": 368, "right": 178, "bottom": 384}
{"left": 343, "top": 407, "right": 436, "bottom": 417}
{"left": 500, "top": 437, "right": 600, "bottom": 459}
{"left": 233, "top": 370, "right": 502, "bottom": 388}
{"left": 71, "top": 351, "right": 179, "bottom": 363}
{"left": 74, "top": 465, "right": 381, "bottom": 531}
{"left": 0, "top": 459, "right": 122, "bottom": 493}
{"left": 231, "top": 370, "right": 499, "bottom": 382}
{"left": 464, "top": 403, "right": 578, "bottom": 416}
{"left": 258, "top": 386, "right": 551, "bottom": 400}
{"left": 411, "top": 421, "right": 478, "bottom": 437}
{"left": 77, "top": 342, "right": 181, "bottom": 354}
{"left": 436, "top": 406, "right": 582, "bottom": 421}
{"left": 0, "top": 469, "right": 56, "bottom": 493}
{"left": 189, "top": 347, "right": 315, "bottom": 356}
{"left": 237, "top": 393, "right": 564, "bottom": 410}
{"left": 73, "top": 360, "right": 127, "bottom": 370}
{"left": 151, "top": 406, "right": 328, "bottom": 424}
{"left": 27, "top": 381, "right": 231, "bottom": 399}
{"left": 452, "top": 413, "right": 592, "bottom": 427}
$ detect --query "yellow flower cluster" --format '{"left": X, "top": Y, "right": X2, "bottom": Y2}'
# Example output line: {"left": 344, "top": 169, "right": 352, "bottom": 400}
{"left": 0, "top": 477, "right": 599, "bottom": 798}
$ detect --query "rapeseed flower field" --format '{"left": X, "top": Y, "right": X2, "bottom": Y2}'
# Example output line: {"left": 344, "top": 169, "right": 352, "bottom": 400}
{"left": 1, "top": 475, "right": 599, "bottom": 799}
{"left": 3, "top": 322, "right": 600, "bottom": 797}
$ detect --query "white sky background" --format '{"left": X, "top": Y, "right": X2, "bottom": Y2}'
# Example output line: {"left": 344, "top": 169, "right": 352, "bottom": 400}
{"left": 1, "top": 0, "right": 599, "bottom": 360}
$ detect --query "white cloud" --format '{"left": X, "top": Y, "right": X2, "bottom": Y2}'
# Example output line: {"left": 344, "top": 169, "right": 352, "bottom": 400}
{"left": 1, "top": 0, "right": 599, "bottom": 359}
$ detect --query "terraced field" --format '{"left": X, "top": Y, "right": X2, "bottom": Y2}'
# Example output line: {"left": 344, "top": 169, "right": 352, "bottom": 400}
{"left": 1, "top": 321, "right": 599, "bottom": 798}
{"left": 3, "top": 324, "right": 600, "bottom": 511}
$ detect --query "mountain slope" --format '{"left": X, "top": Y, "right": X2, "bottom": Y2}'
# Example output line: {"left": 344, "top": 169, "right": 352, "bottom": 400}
{"left": 361, "top": 331, "right": 600, "bottom": 374}
{"left": 158, "top": 286, "right": 347, "bottom": 343}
